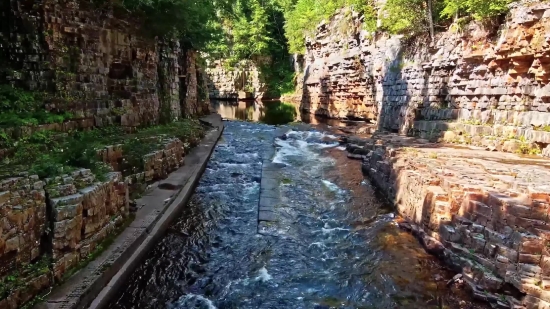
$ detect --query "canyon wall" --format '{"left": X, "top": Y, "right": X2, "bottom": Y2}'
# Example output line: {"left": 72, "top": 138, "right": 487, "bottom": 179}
{"left": 205, "top": 58, "right": 267, "bottom": 100}
{"left": 297, "top": 1, "right": 550, "bottom": 157}
{"left": 0, "top": 0, "right": 209, "bottom": 132}
{"left": 0, "top": 1, "right": 210, "bottom": 307}
{"left": 310, "top": 1, "right": 550, "bottom": 308}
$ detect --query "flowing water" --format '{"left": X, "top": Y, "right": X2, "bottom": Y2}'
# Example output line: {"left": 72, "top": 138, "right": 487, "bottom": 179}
{"left": 108, "top": 103, "right": 489, "bottom": 309}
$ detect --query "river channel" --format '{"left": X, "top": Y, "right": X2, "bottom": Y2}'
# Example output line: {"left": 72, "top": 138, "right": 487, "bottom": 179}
{"left": 107, "top": 101, "right": 489, "bottom": 309}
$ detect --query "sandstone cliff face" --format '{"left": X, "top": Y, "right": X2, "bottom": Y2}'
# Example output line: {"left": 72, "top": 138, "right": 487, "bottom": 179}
{"left": 0, "top": 0, "right": 209, "bottom": 131}
{"left": 304, "top": 2, "right": 550, "bottom": 308}
{"left": 298, "top": 2, "right": 550, "bottom": 156}
{"left": 0, "top": 1, "right": 210, "bottom": 307}
{"left": 205, "top": 59, "right": 267, "bottom": 100}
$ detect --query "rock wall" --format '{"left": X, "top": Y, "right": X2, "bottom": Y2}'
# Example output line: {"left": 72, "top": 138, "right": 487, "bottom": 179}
{"left": 297, "top": 2, "right": 550, "bottom": 155}
{"left": 205, "top": 59, "right": 266, "bottom": 100}
{"left": 0, "top": 176, "right": 46, "bottom": 277}
{"left": 0, "top": 0, "right": 209, "bottom": 132}
{"left": 0, "top": 1, "right": 211, "bottom": 306}
{"left": 346, "top": 132, "right": 550, "bottom": 309}
{"left": 313, "top": 1, "right": 550, "bottom": 308}
{"left": 46, "top": 170, "right": 128, "bottom": 280}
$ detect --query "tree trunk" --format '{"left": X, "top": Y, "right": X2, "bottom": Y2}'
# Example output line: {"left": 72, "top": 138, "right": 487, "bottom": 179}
{"left": 426, "top": 0, "right": 434, "bottom": 42}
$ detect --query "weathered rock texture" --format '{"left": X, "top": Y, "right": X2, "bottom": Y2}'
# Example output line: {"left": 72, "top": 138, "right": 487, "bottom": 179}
{"left": 46, "top": 170, "right": 128, "bottom": 280}
{"left": 0, "top": 0, "right": 209, "bottom": 133}
{"left": 0, "top": 0, "right": 211, "bottom": 306}
{"left": 0, "top": 125, "right": 205, "bottom": 307}
{"left": 0, "top": 176, "right": 46, "bottom": 276}
{"left": 342, "top": 133, "right": 550, "bottom": 308}
{"left": 205, "top": 59, "right": 267, "bottom": 100}
{"left": 297, "top": 2, "right": 550, "bottom": 156}
{"left": 299, "top": 1, "right": 550, "bottom": 307}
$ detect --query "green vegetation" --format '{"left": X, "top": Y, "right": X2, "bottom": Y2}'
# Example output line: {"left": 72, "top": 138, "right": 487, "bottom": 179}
{"left": 281, "top": 0, "right": 512, "bottom": 53}
{"left": 440, "top": 0, "right": 513, "bottom": 20}
{"left": 261, "top": 102, "right": 298, "bottom": 125}
{"left": 535, "top": 125, "right": 550, "bottom": 132}
{"left": 0, "top": 85, "right": 73, "bottom": 127}
{"left": 281, "top": 0, "right": 377, "bottom": 53}
{"left": 0, "top": 120, "right": 204, "bottom": 180}
{"left": 0, "top": 256, "right": 51, "bottom": 300}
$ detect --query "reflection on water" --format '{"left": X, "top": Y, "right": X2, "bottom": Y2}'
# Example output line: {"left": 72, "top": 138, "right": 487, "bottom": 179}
{"left": 211, "top": 100, "right": 374, "bottom": 129}
{"left": 211, "top": 100, "right": 299, "bottom": 125}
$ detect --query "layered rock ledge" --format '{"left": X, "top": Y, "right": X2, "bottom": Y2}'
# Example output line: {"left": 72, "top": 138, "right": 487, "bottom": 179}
{"left": 343, "top": 133, "right": 550, "bottom": 308}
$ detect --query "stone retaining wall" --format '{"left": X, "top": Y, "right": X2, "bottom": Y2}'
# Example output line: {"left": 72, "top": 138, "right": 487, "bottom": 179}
{"left": 46, "top": 170, "right": 128, "bottom": 280}
{"left": 0, "top": 176, "right": 46, "bottom": 277}
{"left": 0, "top": 127, "right": 204, "bottom": 306}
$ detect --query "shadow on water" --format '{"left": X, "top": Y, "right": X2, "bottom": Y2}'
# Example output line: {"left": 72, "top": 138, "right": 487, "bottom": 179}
{"left": 211, "top": 100, "right": 373, "bottom": 128}
{"left": 260, "top": 102, "right": 297, "bottom": 125}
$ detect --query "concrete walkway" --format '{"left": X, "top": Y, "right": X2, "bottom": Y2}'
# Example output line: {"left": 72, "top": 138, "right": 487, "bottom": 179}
{"left": 38, "top": 114, "right": 223, "bottom": 309}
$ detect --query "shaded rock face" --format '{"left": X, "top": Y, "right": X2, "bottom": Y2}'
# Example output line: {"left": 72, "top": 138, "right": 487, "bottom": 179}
{"left": 0, "top": 177, "right": 47, "bottom": 277}
{"left": 0, "top": 0, "right": 209, "bottom": 131}
{"left": 0, "top": 1, "right": 211, "bottom": 306}
{"left": 205, "top": 59, "right": 267, "bottom": 100}
{"left": 298, "top": 2, "right": 550, "bottom": 141}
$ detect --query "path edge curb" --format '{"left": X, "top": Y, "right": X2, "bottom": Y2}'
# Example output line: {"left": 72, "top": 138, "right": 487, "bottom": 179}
{"left": 39, "top": 115, "right": 224, "bottom": 309}
{"left": 87, "top": 115, "right": 224, "bottom": 309}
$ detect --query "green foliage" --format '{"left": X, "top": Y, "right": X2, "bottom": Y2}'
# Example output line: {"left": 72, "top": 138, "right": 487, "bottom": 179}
{"left": 261, "top": 60, "right": 296, "bottom": 97}
{"left": 282, "top": 0, "right": 377, "bottom": 54}
{"left": 115, "top": 0, "right": 225, "bottom": 49}
{"left": 261, "top": 102, "right": 297, "bottom": 124}
{"left": 380, "top": 0, "right": 427, "bottom": 35}
{"left": 440, "top": 0, "right": 513, "bottom": 20}
{"left": 0, "top": 256, "right": 51, "bottom": 300}
{"left": 0, "top": 84, "right": 38, "bottom": 112}
{"left": 1, "top": 120, "right": 204, "bottom": 180}
{"left": 0, "top": 85, "right": 73, "bottom": 127}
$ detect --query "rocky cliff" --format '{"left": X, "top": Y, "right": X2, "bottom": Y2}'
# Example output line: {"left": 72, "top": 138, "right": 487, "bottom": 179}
{"left": 0, "top": 0, "right": 209, "bottom": 130}
{"left": 295, "top": 1, "right": 550, "bottom": 157}
{"left": 301, "top": 1, "right": 550, "bottom": 308}
{"left": 205, "top": 58, "right": 267, "bottom": 100}
{"left": 0, "top": 1, "right": 210, "bottom": 307}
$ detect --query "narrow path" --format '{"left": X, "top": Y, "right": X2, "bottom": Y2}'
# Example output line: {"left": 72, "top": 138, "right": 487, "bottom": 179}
{"left": 107, "top": 121, "right": 489, "bottom": 309}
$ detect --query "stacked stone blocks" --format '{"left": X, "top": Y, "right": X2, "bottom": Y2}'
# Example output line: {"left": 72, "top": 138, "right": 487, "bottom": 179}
{"left": 298, "top": 1, "right": 550, "bottom": 154}
{"left": 0, "top": 176, "right": 46, "bottom": 277}
{"left": 354, "top": 133, "right": 550, "bottom": 308}
{"left": 45, "top": 169, "right": 128, "bottom": 279}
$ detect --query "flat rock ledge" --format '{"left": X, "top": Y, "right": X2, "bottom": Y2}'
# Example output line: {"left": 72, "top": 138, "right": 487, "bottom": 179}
{"left": 343, "top": 132, "right": 550, "bottom": 309}
{"left": 37, "top": 114, "right": 224, "bottom": 309}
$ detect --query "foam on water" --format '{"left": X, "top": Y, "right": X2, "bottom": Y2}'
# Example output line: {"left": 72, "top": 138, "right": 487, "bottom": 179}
{"left": 172, "top": 294, "right": 217, "bottom": 309}
{"left": 256, "top": 267, "right": 273, "bottom": 282}
{"left": 321, "top": 180, "right": 346, "bottom": 196}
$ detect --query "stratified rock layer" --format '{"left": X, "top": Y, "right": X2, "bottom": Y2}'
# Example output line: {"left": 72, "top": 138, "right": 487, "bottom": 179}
{"left": 205, "top": 59, "right": 266, "bottom": 100}
{"left": 298, "top": 2, "right": 550, "bottom": 157}
{"left": 343, "top": 133, "right": 550, "bottom": 308}
{"left": 0, "top": 0, "right": 209, "bottom": 134}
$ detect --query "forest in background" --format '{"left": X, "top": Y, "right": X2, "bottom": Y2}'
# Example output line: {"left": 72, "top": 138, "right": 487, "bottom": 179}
{"left": 112, "top": 0, "right": 514, "bottom": 95}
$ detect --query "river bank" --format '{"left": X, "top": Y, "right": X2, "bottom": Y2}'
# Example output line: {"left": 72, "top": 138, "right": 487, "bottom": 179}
{"left": 104, "top": 117, "right": 491, "bottom": 309}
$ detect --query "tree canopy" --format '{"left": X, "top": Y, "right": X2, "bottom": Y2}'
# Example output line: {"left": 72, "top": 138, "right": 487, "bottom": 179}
{"left": 116, "top": 0, "right": 514, "bottom": 58}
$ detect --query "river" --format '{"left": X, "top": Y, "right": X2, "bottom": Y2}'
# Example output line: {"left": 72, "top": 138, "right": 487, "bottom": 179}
{"left": 106, "top": 101, "right": 489, "bottom": 309}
